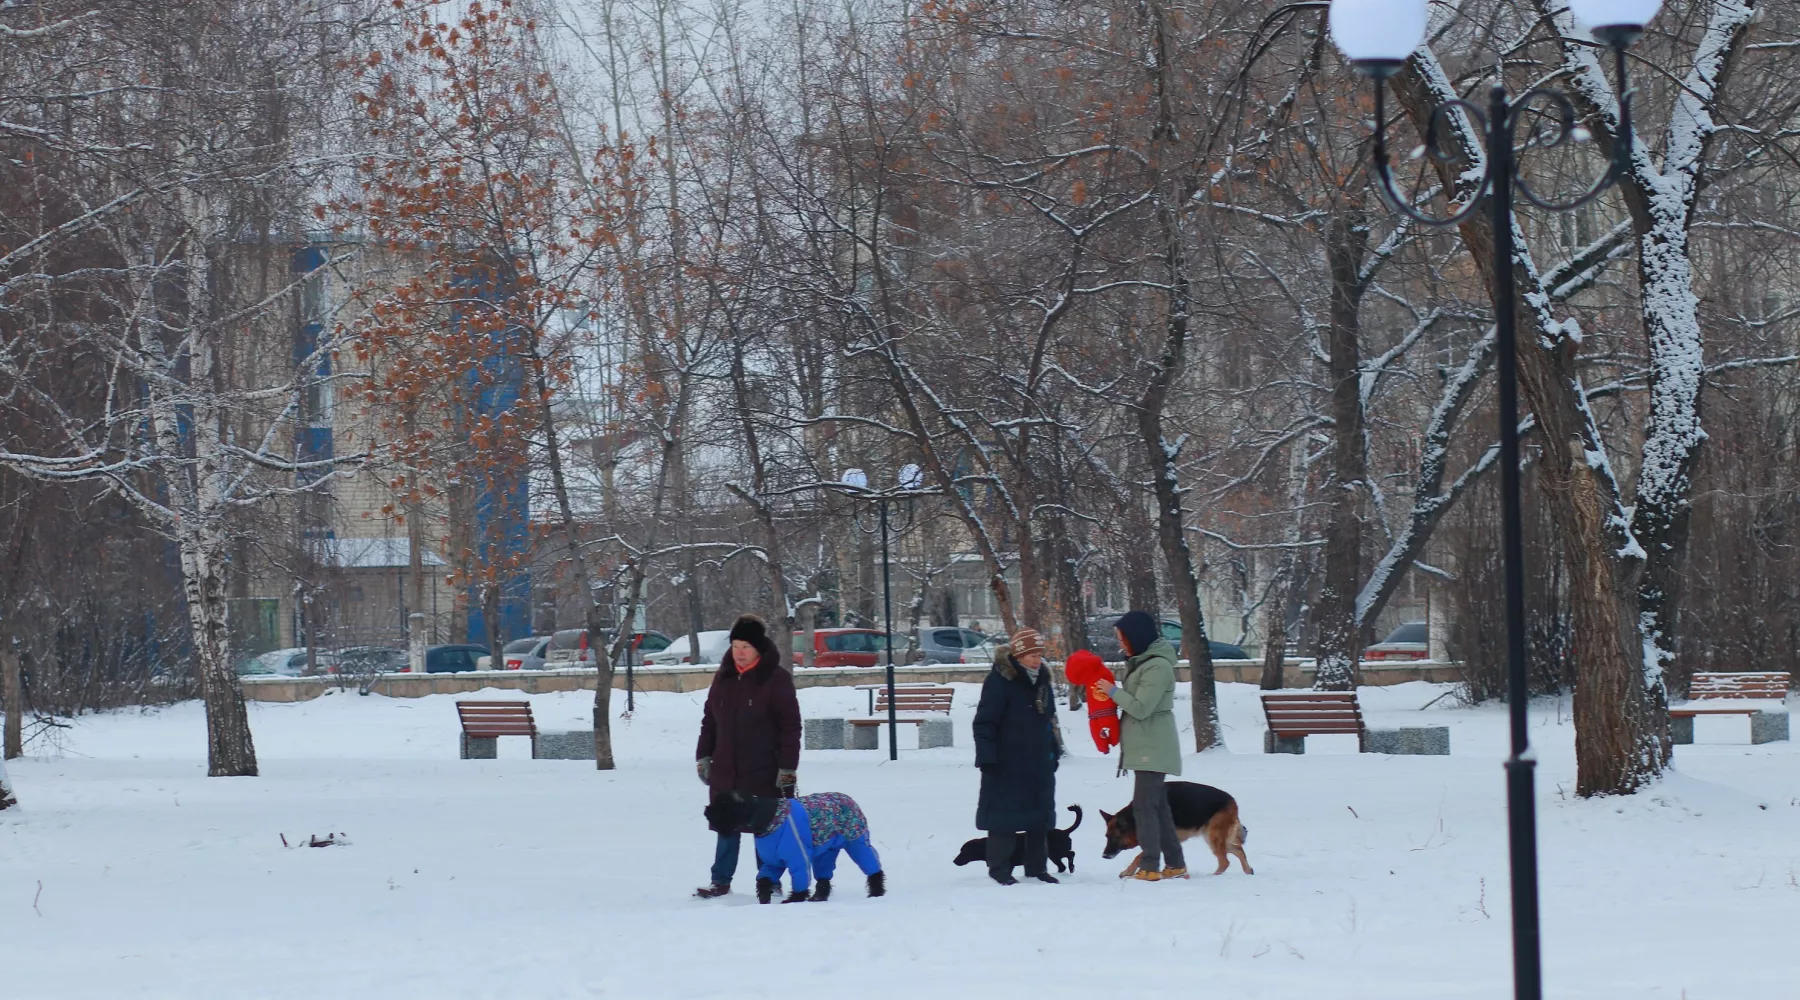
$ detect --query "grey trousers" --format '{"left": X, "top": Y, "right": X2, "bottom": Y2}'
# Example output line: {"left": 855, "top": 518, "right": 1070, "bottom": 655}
{"left": 1133, "top": 769, "right": 1185, "bottom": 871}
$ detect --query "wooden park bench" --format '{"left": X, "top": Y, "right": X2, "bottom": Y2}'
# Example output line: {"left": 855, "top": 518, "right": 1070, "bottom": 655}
{"left": 457, "top": 701, "right": 537, "bottom": 759}
{"left": 1259, "top": 691, "right": 1364, "bottom": 754}
{"left": 1669, "top": 671, "right": 1791, "bottom": 745}
{"left": 856, "top": 684, "right": 955, "bottom": 719}
{"left": 841, "top": 685, "right": 956, "bottom": 749}
{"left": 1260, "top": 690, "right": 1450, "bottom": 755}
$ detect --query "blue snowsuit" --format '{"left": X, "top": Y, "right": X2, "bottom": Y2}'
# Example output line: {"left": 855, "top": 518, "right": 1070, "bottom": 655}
{"left": 755, "top": 793, "right": 882, "bottom": 894}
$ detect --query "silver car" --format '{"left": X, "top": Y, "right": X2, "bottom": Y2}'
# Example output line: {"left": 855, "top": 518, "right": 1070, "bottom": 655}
{"left": 913, "top": 627, "right": 994, "bottom": 665}
{"left": 498, "top": 636, "right": 552, "bottom": 670}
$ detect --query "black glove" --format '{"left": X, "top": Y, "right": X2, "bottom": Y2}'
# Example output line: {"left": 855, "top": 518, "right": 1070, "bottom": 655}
{"left": 755, "top": 877, "right": 777, "bottom": 904}
{"left": 781, "top": 889, "right": 811, "bottom": 903}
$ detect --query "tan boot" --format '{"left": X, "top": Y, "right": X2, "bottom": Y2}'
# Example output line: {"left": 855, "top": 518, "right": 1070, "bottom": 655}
{"left": 1131, "top": 868, "right": 1162, "bottom": 882}
{"left": 1160, "top": 866, "right": 1190, "bottom": 880}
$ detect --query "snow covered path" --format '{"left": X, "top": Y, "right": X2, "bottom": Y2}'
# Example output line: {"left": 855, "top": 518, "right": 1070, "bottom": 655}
{"left": 3, "top": 682, "right": 1797, "bottom": 999}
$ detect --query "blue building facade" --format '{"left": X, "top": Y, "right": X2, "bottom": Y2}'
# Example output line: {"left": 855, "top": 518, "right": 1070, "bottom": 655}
{"left": 454, "top": 265, "right": 531, "bottom": 646}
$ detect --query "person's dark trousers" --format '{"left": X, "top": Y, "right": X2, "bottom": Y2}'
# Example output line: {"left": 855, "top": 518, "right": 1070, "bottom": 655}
{"left": 985, "top": 828, "right": 1049, "bottom": 877}
{"left": 711, "top": 831, "right": 743, "bottom": 886}
{"left": 1132, "top": 769, "right": 1185, "bottom": 872}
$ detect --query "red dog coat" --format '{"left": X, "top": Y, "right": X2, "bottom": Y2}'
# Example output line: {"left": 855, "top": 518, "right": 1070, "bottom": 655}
{"left": 1064, "top": 650, "right": 1120, "bottom": 753}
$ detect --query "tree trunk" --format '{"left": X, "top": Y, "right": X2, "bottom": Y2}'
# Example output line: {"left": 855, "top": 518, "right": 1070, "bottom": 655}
{"left": 178, "top": 524, "right": 258, "bottom": 777}
{"left": 684, "top": 542, "right": 704, "bottom": 661}
{"left": 1123, "top": 463, "right": 1161, "bottom": 613}
{"left": 1139, "top": 207, "right": 1220, "bottom": 752}
{"left": 1259, "top": 557, "right": 1292, "bottom": 690}
{"left": 1394, "top": 58, "right": 1665, "bottom": 795}
{"left": 1048, "top": 512, "right": 1091, "bottom": 709}
{"left": 1314, "top": 213, "right": 1371, "bottom": 691}
{"left": 483, "top": 580, "right": 502, "bottom": 660}
{"left": 2, "top": 650, "right": 22, "bottom": 760}
{"left": 798, "top": 599, "right": 818, "bottom": 668}
{"left": 588, "top": 621, "right": 617, "bottom": 770}
{"left": 1530, "top": 0, "right": 1753, "bottom": 760}
{"left": 727, "top": 339, "right": 794, "bottom": 636}
{"left": 1011, "top": 430, "right": 1049, "bottom": 636}
{"left": 0, "top": 748, "right": 14, "bottom": 810}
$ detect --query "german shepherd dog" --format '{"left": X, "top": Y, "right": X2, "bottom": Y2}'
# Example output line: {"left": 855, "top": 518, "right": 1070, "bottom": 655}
{"left": 954, "top": 805, "right": 1083, "bottom": 873}
{"left": 1100, "top": 781, "right": 1253, "bottom": 877}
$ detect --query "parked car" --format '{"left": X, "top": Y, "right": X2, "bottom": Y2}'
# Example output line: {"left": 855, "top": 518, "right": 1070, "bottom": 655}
{"left": 1155, "top": 620, "right": 1249, "bottom": 660}
{"left": 499, "top": 636, "right": 553, "bottom": 670}
{"left": 1365, "top": 621, "right": 1429, "bottom": 661}
{"left": 422, "top": 644, "right": 489, "bottom": 674}
{"left": 792, "top": 628, "right": 913, "bottom": 668}
{"left": 643, "top": 629, "right": 733, "bottom": 666}
{"left": 1083, "top": 617, "right": 1248, "bottom": 661}
{"left": 544, "top": 628, "right": 674, "bottom": 666}
{"left": 334, "top": 646, "right": 407, "bottom": 675}
{"left": 913, "top": 626, "right": 995, "bottom": 665}
{"left": 235, "top": 648, "right": 338, "bottom": 677}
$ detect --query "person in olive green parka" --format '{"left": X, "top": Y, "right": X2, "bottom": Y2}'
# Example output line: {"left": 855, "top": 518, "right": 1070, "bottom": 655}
{"left": 1088, "top": 610, "right": 1186, "bottom": 880}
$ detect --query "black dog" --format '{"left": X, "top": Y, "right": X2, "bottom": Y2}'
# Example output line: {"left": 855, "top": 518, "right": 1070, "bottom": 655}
{"left": 954, "top": 805, "right": 1083, "bottom": 873}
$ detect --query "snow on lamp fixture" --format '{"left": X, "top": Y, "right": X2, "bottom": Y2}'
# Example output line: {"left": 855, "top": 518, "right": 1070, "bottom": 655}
{"left": 1568, "top": 0, "right": 1661, "bottom": 45}
{"left": 842, "top": 468, "right": 869, "bottom": 491}
{"left": 1329, "top": 0, "right": 1427, "bottom": 77}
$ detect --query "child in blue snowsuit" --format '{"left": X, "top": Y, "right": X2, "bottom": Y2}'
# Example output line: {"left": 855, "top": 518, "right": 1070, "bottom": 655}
{"left": 703, "top": 790, "right": 886, "bottom": 903}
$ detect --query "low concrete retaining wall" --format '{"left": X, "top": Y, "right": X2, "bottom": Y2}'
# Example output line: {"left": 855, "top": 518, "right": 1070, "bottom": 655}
{"left": 239, "top": 658, "right": 1461, "bottom": 703}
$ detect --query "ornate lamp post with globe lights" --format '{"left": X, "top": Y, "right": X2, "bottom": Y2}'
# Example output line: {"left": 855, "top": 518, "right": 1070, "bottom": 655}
{"left": 1325, "top": 1, "right": 1660, "bottom": 997}
{"left": 840, "top": 464, "right": 926, "bottom": 760}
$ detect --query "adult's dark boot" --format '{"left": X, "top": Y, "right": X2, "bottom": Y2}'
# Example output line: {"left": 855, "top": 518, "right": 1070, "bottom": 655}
{"left": 693, "top": 883, "right": 730, "bottom": 899}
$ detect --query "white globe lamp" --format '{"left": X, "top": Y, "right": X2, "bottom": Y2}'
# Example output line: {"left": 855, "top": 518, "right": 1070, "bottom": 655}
{"left": 1329, "top": 0, "right": 1428, "bottom": 77}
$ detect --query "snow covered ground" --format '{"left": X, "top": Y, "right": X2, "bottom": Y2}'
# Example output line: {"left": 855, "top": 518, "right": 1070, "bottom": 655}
{"left": 3, "top": 680, "right": 1797, "bottom": 999}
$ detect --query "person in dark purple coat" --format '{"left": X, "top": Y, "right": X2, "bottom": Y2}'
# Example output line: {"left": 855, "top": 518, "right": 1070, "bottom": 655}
{"left": 694, "top": 615, "right": 802, "bottom": 899}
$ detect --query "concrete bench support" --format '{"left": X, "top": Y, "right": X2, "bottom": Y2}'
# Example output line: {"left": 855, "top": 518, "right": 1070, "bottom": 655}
{"left": 1262, "top": 731, "right": 1306, "bottom": 754}
{"left": 1751, "top": 710, "right": 1789, "bottom": 745}
{"left": 460, "top": 734, "right": 497, "bottom": 759}
{"left": 1362, "top": 727, "right": 1450, "bottom": 755}
{"left": 1670, "top": 714, "right": 1694, "bottom": 745}
{"left": 805, "top": 718, "right": 848, "bottom": 750}
{"left": 533, "top": 730, "right": 595, "bottom": 760}
{"left": 919, "top": 717, "right": 954, "bottom": 749}
{"left": 847, "top": 723, "right": 880, "bottom": 750}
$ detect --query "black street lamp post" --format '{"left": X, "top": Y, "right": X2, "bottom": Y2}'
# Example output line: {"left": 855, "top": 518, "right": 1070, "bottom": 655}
{"left": 1327, "top": 1, "right": 1659, "bottom": 997}
{"left": 841, "top": 465, "right": 924, "bottom": 761}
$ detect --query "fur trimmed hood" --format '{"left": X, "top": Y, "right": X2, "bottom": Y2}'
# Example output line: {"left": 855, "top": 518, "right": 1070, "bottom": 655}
{"left": 991, "top": 643, "right": 1019, "bottom": 679}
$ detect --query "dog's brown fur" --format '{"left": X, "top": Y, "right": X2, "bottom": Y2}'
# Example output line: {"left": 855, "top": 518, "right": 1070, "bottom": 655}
{"left": 1100, "top": 781, "right": 1253, "bottom": 877}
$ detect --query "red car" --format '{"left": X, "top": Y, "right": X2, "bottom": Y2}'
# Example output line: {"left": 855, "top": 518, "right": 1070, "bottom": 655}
{"left": 792, "top": 628, "right": 909, "bottom": 668}
{"left": 1364, "top": 621, "right": 1430, "bottom": 661}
